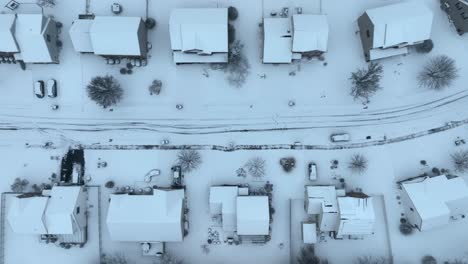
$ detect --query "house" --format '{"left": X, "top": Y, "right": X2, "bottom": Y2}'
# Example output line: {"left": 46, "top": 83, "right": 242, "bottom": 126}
{"left": 69, "top": 16, "right": 147, "bottom": 58}
{"left": 263, "top": 14, "right": 328, "bottom": 63}
{"left": 7, "top": 185, "right": 87, "bottom": 243}
{"left": 169, "top": 8, "right": 228, "bottom": 64}
{"left": 440, "top": 0, "right": 468, "bottom": 35}
{"left": 357, "top": 2, "right": 433, "bottom": 61}
{"left": 0, "top": 13, "right": 59, "bottom": 63}
{"left": 336, "top": 196, "right": 375, "bottom": 238}
{"left": 305, "top": 186, "right": 339, "bottom": 231}
{"left": 106, "top": 188, "right": 186, "bottom": 242}
{"left": 401, "top": 175, "right": 468, "bottom": 231}
{"left": 209, "top": 186, "right": 270, "bottom": 237}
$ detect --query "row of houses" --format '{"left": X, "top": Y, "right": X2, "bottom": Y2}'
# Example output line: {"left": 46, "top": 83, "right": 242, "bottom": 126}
{"left": 2, "top": 1, "right": 466, "bottom": 66}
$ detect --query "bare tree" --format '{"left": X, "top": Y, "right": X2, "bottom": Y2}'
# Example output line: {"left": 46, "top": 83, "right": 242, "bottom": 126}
{"left": 421, "top": 255, "right": 437, "bottom": 264}
{"left": 418, "top": 55, "right": 458, "bottom": 90}
{"left": 451, "top": 150, "right": 468, "bottom": 172}
{"left": 100, "top": 253, "right": 127, "bottom": 264}
{"left": 245, "top": 157, "right": 266, "bottom": 178}
{"left": 177, "top": 149, "right": 202, "bottom": 173}
{"left": 211, "top": 40, "right": 250, "bottom": 88}
{"left": 354, "top": 256, "right": 391, "bottom": 264}
{"left": 87, "top": 75, "right": 123, "bottom": 108}
{"left": 37, "top": 0, "right": 55, "bottom": 7}
{"left": 350, "top": 62, "right": 383, "bottom": 102}
{"left": 10, "top": 178, "right": 29, "bottom": 193}
{"left": 348, "top": 154, "right": 368, "bottom": 174}
{"left": 297, "top": 245, "right": 326, "bottom": 264}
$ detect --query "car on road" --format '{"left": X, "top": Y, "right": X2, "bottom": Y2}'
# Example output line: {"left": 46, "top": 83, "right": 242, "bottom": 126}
{"left": 34, "top": 80, "right": 45, "bottom": 98}
{"left": 330, "top": 133, "right": 350, "bottom": 142}
{"left": 47, "top": 79, "right": 57, "bottom": 98}
{"left": 308, "top": 162, "right": 318, "bottom": 181}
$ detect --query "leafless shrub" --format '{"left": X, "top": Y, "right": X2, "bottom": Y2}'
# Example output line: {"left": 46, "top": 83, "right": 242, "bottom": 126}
{"left": 354, "top": 256, "right": 392, "bottom": 264}
{"left": 297, "top": 245, "right": 326, "bottom": 264}
{"left": 154, "top": 252, "right": 183, "bottom": 264}
{"left": 87, "top": 75, "right": 123, "bottom": 108}
{"left": 37, "top": 0, "right": 55, "bottom": 7}
{"left": 11, "top": 178, "right": 29, "bottom": 193}
{"left": 451, "top": 150, "right": 468, "bottom": 172}
{"left": 418, "top": 55, "right": 458, "bottom": 90}
{"left": 149, "top": 79, "right": 162, "bottom": 95}
{"left": 245, "top": 157, "right": 266, "bottom": 178}
{"left": 348, "top": 154, "right": 368, "bottom": 174}
{"left": 350, "top": 62, "right": 383, "bottom": 102}
{"left": 100, "top": 253, "right": 127, "bottom": 264}
{"left": 177, "top": 149, "right": 202, "bottom": 173}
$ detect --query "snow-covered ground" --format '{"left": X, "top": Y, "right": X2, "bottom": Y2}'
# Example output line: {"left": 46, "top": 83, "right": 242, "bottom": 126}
{"left": 2, "top": 0, "right": 468, "bottom": 263}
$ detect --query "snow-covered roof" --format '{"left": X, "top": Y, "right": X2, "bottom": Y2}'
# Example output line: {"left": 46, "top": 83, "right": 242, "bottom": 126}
{"left": 44, "top": 186, "right": 82, "bottom": 234}
{"left": 337, "top": 197, "right": 375, "bottom": 236}
{"left": 107, "top": 189, "right": 185, "bottom": 242}
{"left": 169, "top": 8, "right": 228, "bottom": 60}
{"left": 88, "top": 16, "right": 145, "bottom": 56}
{"left": 14, "top": 14, "right": 55, "bottom": 63}
{"left": 7, "top": 195, "right": 48, "bottom": 234}
{"left": 402, "top": 175, "right": 468, "bottom": 226}
{"left": 0, "top": 14, "right": 19, "bottom": 53}
{"left": 263, "top": 18, "right": 292, "bottom": 63}
{"left": 236, "top": 196, "right": 269, "bottom": 235}
{"left": 302, "top": 223, "right": 317, "bottom": 244}
{"left": 365, "top": 2, "right": 433, "bottom": 48}
{"left": 292, "top": 14, "right": 328, "bottom": 53}
{"left": 306, "top": 186, "right": 338, "bottom": 214}
{"left": 209, "top": 186, "right": 239, "bottom": 232}
{"left": 69, "top": 19, "right": 94, "bottom": 53}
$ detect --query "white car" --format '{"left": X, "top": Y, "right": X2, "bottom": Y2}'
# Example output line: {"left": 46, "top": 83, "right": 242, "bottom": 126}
{"left": 330, "top": 133, "right": 350, "bottom": 142}
{"left": 47, "top": 79, "right": 57, "bottom": 98}
{"left": 308, "top": 162, "right": 318, "bottom": 181}
{"left": 34, "top": 80, "right": 45, "bottom": 98}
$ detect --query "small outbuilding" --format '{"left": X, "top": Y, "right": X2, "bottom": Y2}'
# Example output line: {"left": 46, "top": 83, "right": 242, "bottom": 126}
{"left": 236, "top": 196, "right": 270, "bottom": 236}
{"left": 336, "top": 197, "right": 375, "bottom": 238}
{"left": 357, "top": 2, "right": 433, "bottom": 61}
{"left": 440, "top": 0, "right": 468, "bottom": 35}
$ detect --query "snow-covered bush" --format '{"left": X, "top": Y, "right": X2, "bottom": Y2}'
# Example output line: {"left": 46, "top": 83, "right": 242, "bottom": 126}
{"left": 297, "top": 245, "right": 326, "bottom": 264}
{"left": 349, "top": 62, "right": 383, "bottom": 102}
{"left": 228, "top": 6, "right": 239, "bottom": 21}
{"left": 105, "top": 181, "right": 115, "bottom": 189}
{"left": 418, "top": 55, "right": 458, "bottom": 90}
{"left": 280, "top": 157, "right": 296, "bottom": 173}
{"left": 421, "top": 255, "right": 437, "bottom": 264}
{"left": 145, "top": 18, "right": 157, "bottom": 29}
{"left": 177, "top": 149, "right": 202, "bottom": 173}
{"left": 245, "top": 157, "right": 266, "bottom": 178}
{"left": 451, "top": 150, "right": 468, "bottom": 172}
{"left": 154, "top": 252, "right": 183, "bottom": 264}
{"left": 149, "top": 79, "right": 163, "bottom": 95}
{"left": 399, "top": 222, "right": 413, "bottom": 235}
{"left": 236, "top": 167, "right": 247, "bottom": 178}
{"left": 354, "top": 256, "right": 392, "bottom": 264}
{"left": 37, "top": 0, "right": 55, "bottom": 7}
{"left": 228, "top": 24, "right": 236, "bottom": 44}
{"left": 87, "top": 75, "right": 123, "bottom": 108}
{"left": 101, "top": 253, "right": 127, "bottom": 264}
{"left": 226, "top": 40, "right": 250, "bottom": 88}
{"left": 10, "top": 178, "right": 29, "bottom": 193}
{"left": 415, "top": 39, "right": 434, "bottom": 53}
{"left": 444, "top": 259, "right": 468, "bottom": 264}
{"left": 348, "top": 154, "right": 368, "bottom": 174}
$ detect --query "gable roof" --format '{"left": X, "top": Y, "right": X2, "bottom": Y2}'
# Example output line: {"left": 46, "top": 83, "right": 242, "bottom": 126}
{"left": 263, "top": 18, "right": 292, "bottom": 63}
{"left": 402, "top": 175, "right": 468, "bottom": 223}
{"left": 69, "top": 19, "right": 93, "bottom": 53}
{"left": 292, "top": 14, "right": 328, "bottom": 53}
{"left": 0, "top": 14, "right": 19, "bottom": 53}
{"left": 44, "top": 186, "right": 82, "bottom": 234}
{"left": 14, "top": 14, "right": 55, "bottom": 63}
{"left": 169, "top": 8, "right": 228, "bottom": 54}
{"left": 7, "top": 196, "right": 48, "bottom": 234}
{"left": 236, "top": 196, "right": 269, "bottom": 235}
{"left": 337, "top": 197, "right": 375, "bottom": 236}
{"left": 365, "top": 2, "right": 433, "bottom": 48}
{"left": 107, "top": 189, "right": 185, "bottom": 242}
{"left": 306, "top": 186, "right": 338, "bottom": 214}
{"left": 209, "top": 186, "right": 238, "bottom": 232}
{"left": 88, "top": 16, "right": 145, "bottom": 56}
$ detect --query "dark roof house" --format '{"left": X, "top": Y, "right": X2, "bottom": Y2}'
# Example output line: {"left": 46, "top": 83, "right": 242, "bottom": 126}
{"left": 441, "top": 0, "right": 468, "bottom": 35}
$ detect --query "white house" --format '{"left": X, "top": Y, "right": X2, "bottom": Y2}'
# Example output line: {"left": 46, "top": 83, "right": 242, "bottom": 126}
{"left": 8, "top": 186, "right": 87, "bottom": 238}
{"left": 69, "top": 16, "right": 147, "bottom": 58}
{"left": 263, "top": 14, "right": 328, "bottom": 63}
{"left": 336, "top": 197, "right": 375, "bottom": 238}
{"left": 357, "top": 2, "right": 433, "bottom": 61}
{"left": 305, "top": 186, "right": 339, "bottom": 232}
{"left": 106, "top": 188, "right": 186, "bottom": 242}
{"left": 401, "top": 175, "right": 468, "bottom": 231}
{"left": 0, "top": 14, "right": 59, "bottom": 63}
{"left": 169, "top": 8, "right": 228, "bottom": 63}
{"left": 209, "top": 186, "right": 270, "bottom": 236}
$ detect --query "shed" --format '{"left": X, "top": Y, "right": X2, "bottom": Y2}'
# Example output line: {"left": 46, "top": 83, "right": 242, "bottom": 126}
{"left": 236, "top": 196, "right": 269, "bottom": 235}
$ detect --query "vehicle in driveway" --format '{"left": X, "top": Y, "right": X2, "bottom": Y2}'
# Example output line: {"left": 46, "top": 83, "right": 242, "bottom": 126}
{"left": 308, "top": 162, "right": 317, "bottom": 181}
{"left": 34, "top": 80, "right": 45, "bottom": 98}
{"left": 47, "top": 79, "right": 57, "bottom": 98}
{"left": 330, "top": 133, "right": 350, "bottom": 142}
